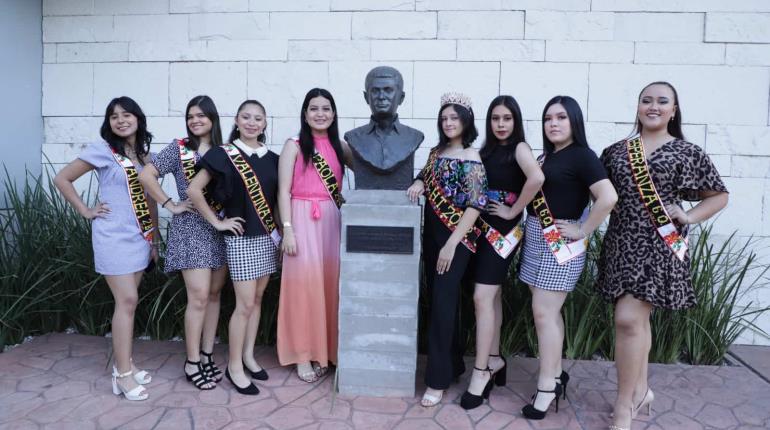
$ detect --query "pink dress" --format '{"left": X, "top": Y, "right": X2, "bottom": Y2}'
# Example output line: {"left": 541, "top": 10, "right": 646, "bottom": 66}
{"left": 277, "top": 136, "right": 343, "bottom": 367}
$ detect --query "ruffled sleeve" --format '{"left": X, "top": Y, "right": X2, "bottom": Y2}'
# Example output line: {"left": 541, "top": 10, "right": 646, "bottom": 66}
{"left": 198, "top": 146, "right": 233, "bottom": 204}
{"left": 77, "top": 142, "right": 111, "bottom": 169}
{"left": 678, "top": 142, "right": 728, "bottom": 201}
{"left": 460, "top": 160, "right": 488, "bottom": 211}
{"left": 152, "top": 141, "right": 179, "bottom": 176}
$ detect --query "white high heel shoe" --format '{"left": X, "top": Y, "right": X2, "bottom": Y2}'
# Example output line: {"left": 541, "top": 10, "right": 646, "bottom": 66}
{"left": 130, "top": 358, "right": 151, "bottom": 385}
{"left": 112, "top": 366, "right": 149, "bottom": 401}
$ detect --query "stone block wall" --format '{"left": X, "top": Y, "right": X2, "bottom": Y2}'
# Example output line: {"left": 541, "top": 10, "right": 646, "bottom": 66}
{"left": 39, "top": 0, "right": 770, "bottom": 344}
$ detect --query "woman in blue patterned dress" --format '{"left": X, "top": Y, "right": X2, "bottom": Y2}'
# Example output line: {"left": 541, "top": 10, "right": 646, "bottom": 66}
{"left": 139, "top": 95, "right": 228, "bottom": 390}
{"left": 54, "top": 96, "right": 159, "bottom": 401}
{"left": 407, "top": 92, "right": 487, "bottom": 407}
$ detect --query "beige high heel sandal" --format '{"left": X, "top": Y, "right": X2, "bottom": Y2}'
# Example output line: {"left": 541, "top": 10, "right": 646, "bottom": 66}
{"left": 632, "top": 388, "right": 654, "bottom": 418}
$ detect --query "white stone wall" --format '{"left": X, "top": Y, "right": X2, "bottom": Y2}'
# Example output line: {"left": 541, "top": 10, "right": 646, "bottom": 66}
{"left": 40, "top": 0, "right": 770, "bottom": 344}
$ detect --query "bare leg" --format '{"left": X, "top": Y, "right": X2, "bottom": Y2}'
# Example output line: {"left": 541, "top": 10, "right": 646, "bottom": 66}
{"left": 201, "top": 266, "right": 228, "bottom": 354}
{"left": 633, "top": 315, "right": 651, "bottom": 405}
{"left": 182, "top": 269, "right": 211, "bottom": 363}
{"left": 530, "top": 286, "right": 568, "bottom": 411}
{"left": 243, "top": 275, "right": 270, "bottom": 371}
{"left": 489, "top": 287, "right": 504, "bottom": 369}
{"left": 467, "top": 283, "right": 499, "bottom": 394}
{"left": 228, "top": 279, "right": 257, "bottom": 387}
{"left": 612, "top": 294, "right": 654, "bottom": 428}
{"left": 106, "top": 272, "right": 143, "bottom": 393}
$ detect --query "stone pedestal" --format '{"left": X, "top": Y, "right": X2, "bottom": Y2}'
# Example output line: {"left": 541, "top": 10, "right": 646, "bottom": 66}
{"left": 337, "top": 190, "right": 422, "bottom": 397}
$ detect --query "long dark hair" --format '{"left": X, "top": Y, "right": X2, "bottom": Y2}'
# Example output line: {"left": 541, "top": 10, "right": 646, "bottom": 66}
{"left": 185, "top": 95, "right": 223, "bottom": 150}
{"left": 228, "top": 99, "right": 268, "bottom": 144}
{"left": 633, "top": 81, "right": 685, "bottom": 140}
{"left": 480, "top": 95, "right": 525, "bottom": 163}
{"left": 437, "top": 103, "right": 478, "bottom": 149}
{"left": 541, "top": 95, "right": 588, "bottom": 154}
{"left": 299, "top": 88, "right": 344, "bottom": 167}
{"left": 100, "top": 96, "right": 152, "bottom": 165}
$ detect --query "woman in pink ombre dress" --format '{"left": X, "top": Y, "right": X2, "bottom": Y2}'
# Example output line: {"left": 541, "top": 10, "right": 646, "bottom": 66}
{"left": 276, "top": 88, "right": 352, "bottom": 383}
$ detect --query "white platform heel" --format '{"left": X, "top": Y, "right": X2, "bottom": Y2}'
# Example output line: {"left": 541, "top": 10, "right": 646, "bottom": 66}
{"left": 130, "top": 358, "right": 151, "bottom": 385}
{"left": 112, "top": 366, "right": 149, "bottom": 401}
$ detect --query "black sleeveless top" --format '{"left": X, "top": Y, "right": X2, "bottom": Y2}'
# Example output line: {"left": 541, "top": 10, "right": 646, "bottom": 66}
{"left": 481, "top": 142, "right": 527, "bottom": 232}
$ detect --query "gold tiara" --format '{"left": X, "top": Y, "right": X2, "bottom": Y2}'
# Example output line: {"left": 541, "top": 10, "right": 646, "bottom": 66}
{"left": 440, "top": 92, "right": 472, "bottom": 110}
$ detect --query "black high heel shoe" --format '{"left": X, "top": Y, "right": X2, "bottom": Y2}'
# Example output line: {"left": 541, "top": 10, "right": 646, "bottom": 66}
{"left": 557, "top": 370, "right": 570, "bottom": 400}
{"left": 460, "top": 366, "right": 494, "bottom": 410}
{"left": 225, "top": 367, "right": 260, "bottom": 395}
{"left": 489, "top": 354, "right": 507, "bottom": 387}
{"left": 243, "top": 360, "right": 269, "bottom": 381}
{"left": 521, "top": 383, "right": 562, "bottom": 420}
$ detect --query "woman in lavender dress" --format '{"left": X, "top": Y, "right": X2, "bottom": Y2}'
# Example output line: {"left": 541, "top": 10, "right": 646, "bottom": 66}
{"left": 139, "top": 95, "right": 228, "bottom": 390}
{"left": 54, "top": 96, "right": 159, "bottom": 401}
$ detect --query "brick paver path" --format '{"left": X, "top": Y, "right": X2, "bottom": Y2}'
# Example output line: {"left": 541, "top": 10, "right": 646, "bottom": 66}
{"left": 1, "top": 333, "right": 768, "bottom": 429}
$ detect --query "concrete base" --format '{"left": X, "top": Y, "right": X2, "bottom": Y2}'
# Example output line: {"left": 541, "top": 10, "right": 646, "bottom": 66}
{"left": 337, "top": 189, "right": 422, "bottom": 397}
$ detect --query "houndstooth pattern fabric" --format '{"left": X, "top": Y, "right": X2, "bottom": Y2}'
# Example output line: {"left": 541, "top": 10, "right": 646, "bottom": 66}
{"left": 224, "top": 235, "right": 278, "bottom": 281}
{"left": 519, "top": 216, "right": 586, "bottom": 292}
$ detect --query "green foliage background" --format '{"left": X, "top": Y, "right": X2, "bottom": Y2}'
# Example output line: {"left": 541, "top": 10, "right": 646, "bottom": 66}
{"left": 2, "top": 171, "right": 767, "bottom": 365}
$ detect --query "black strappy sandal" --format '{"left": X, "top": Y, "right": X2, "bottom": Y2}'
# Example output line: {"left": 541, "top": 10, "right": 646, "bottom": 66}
{"left": 184, "top": 359, "right": 215, "bottom": 390}
{"left": 200, "top": 350, "right": 224, "bottom": 383}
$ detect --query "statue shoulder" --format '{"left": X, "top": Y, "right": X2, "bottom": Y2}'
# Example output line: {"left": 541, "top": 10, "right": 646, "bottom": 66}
{"left": 343, "top": 125, "right": 368, "bottom": 143}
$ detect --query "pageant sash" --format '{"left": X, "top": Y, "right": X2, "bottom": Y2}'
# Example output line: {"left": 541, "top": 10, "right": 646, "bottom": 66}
{"left": 222, "top": 143, "right": 281, "bottom": 247}
{"left": 310, "top": 151, "right": 344, "bottom": 209}
{"left": 626, "top": 135, "right": 688, "bottom": 261}
{"left": 531, "top": 155, "right": 586, "bottom": 265}
{"left": 422, "top": 148, "right": 481, "bottom": 252}
{"left": 110, "top": 148, "right": 155, "bottom": 242}
{"left": 177, "top": 139, "right": 223, "bottom": 214}
{"left": 477, "top": 218, "right": 522, "bottom": 259}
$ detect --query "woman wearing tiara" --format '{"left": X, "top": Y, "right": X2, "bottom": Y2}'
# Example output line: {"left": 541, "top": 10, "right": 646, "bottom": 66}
{"left": 407, "top": 92, "right": 487, "bottom": 407}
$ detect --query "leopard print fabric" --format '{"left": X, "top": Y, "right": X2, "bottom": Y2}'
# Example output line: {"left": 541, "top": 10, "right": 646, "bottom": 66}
{"left": 595, "top": 139, "right": 728, "bottom": 310}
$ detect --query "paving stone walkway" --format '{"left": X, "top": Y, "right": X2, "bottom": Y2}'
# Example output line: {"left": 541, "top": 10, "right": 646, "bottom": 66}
{"left": 1, "top": 333, "right": 769, "bottom": 429}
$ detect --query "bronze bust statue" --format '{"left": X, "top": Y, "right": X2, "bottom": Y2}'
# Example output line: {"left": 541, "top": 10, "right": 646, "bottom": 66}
{"left": 344, "top": 66, "right": 424, "bottom": 190}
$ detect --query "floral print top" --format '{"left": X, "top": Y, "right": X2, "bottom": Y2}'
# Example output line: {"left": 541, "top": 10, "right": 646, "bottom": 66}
{"left": 419, "top": 156, "right": 488, "bottom": 211}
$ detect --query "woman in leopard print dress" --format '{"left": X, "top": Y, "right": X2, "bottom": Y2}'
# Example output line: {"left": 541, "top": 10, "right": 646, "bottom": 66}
{"left": 596, "top": 82, "right": 728, "bottom": 430}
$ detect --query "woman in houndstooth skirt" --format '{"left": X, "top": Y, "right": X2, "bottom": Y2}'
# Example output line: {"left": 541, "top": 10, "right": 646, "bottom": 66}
{"left": 189, "top": 99, "right": 280, "bottom": 396}
{"left": 519, "top": 96, "right": 617, "bottom": 420}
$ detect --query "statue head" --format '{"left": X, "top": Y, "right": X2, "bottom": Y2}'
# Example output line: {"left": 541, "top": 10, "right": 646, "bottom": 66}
{"left": 363, "top": 66, "right": 405, "bottom": 119}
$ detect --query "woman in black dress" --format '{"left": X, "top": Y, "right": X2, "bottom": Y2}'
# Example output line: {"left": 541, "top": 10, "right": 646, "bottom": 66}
{"left": 460, "top": 95, "right": 543, "bottom": 410}
{"left": 597, "top": 82, "right": 728, "bottom": 430}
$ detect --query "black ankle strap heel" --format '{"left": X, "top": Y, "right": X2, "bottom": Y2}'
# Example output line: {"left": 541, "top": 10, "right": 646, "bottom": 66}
{"left": 460, "top": 366, "right": 494, "bottom": 410}
{"left": 521, "top": 383, "right": 563, "bottom": 420}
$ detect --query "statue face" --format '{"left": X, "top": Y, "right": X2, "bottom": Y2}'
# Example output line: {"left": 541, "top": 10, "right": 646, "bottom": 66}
{"left": 365, "top": 76, "right": 404, "bottom": 118}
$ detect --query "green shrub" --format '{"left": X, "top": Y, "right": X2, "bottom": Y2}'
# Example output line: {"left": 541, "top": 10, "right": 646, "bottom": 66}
{"left": 1, "top": 170, "right": 767, "bottom": 365}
